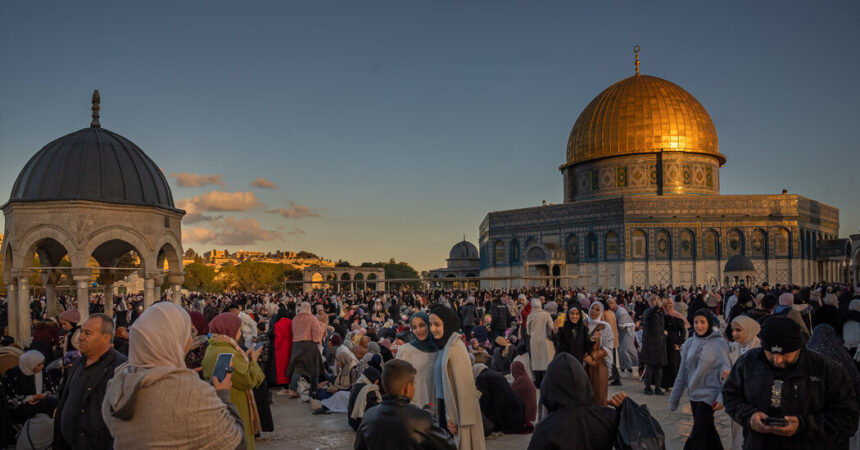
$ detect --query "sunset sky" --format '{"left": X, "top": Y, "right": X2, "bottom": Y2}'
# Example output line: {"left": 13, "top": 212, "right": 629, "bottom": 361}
{"left": 1, "top": 1, "right": 858, "bottom": 271}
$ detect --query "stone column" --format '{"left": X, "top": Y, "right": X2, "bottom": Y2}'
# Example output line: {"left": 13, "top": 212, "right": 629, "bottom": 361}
{"left": 74, "top": 276, "right": 91, "bottom": 323}
{"left": 17, "top": 276, "right": 31, "bottom": 344}
{"left": 154, "top": 275, "right": 164, "bottom": 303}
{"left": 168, "top": 274, "right": 184, "bottom": 305}
{"left": 5, "top": 282, "right": 16, "bottom": 340}
{"left": 143, "top": 276, "right": 155, "bottom": 309}
{"left": 104, "top": 283, "right": 115, "bottom": 318}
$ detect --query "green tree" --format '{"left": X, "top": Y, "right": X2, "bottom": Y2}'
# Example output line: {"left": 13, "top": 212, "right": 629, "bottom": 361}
{"left": 334, "top": 260, "right": 351, "bottom": 267}
{"left": 183, "top": 262, "right": 221, "bottom": 292}
{"left": 296, "top": 251, "right": 318, "bottom": 259}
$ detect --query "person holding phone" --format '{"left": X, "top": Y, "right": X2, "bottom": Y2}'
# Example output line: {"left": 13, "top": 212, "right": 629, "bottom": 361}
{"left": 669, "top": 309, "right": 731, "bottom": 450}
{"left": 203, "top": 312, "right": 265, "bottom": 450}
{"left": 102, "top": 303, "right": 246, "bottom": 450}
{"left": 723, "top": 316, "right": 860, "bottom": 450}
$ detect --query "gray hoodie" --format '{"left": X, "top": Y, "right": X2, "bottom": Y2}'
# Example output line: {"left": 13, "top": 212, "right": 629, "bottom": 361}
{"left": 669, "top": 332, "right": 732, "bottom": 410}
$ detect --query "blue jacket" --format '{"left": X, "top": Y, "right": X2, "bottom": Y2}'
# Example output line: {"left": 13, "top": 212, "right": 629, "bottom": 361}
{"left": 669, "top": 332, "right": 731, "bottom": 410}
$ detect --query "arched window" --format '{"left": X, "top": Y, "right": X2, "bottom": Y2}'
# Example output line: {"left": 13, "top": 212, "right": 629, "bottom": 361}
{"left": 631, "top": 229, "right": 647, "bottom": 260}
{"left": 509, "top": 239, "right": 520, "bottom": 264}
{"left": 605, "top": 231, "right": 619, "bottom": 259}
{"left": 679, "top": 229, "right": 695, "bottom": 258}
{"left": 727, "top": 229, "right": 744, "bottom": 257}
{"left": 586, "top": 233, "right": 598, "bottom": 261}
{"left": 494, "top": 240, "right": 505, "bottom": 266}
{"left": 750, "top": 229, "right": 766, "bottom": 257}
{"left": 655, "top": 230, "right": 671, "bottom": 259}
{"left": 525, "top": 237, "right": 538, "bottom": 249}
{"left": 566, "top": 234, "right": 578, "bottom": 263}
{"left": 703, "top": 230, "right": 719, "bottom": 258}
{"left": 774, "top": 228, "right": 790, "bottom": 257}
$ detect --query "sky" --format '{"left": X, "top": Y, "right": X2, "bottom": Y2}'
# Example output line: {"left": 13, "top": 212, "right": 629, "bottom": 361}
{"left": 1, "top": 1, "right": 858, "bottom": 271}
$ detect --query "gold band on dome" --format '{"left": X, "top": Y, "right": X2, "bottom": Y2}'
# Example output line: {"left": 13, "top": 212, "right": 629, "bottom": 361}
{"left": 563, "top": 74, "right": 723, "bottom": 170}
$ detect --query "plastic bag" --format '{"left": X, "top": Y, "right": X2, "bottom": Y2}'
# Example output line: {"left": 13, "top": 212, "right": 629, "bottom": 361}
{"left": 615, "top": 397, "right": 665, "bottom": 450}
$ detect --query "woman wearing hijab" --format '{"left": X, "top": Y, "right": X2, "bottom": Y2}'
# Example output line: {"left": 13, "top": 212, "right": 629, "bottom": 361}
{"left": 3, "top": 350, "right": 59, "bottom": 423}
{"left": 526, "top": 298, "right": 556, "bottom": 389}
{"left": 843, "top": 299, "right": 860, "bottom": 358}
{"left": 727, "top": 315, "right": 761, "bottom": 450}
{"left": 556, "top": 306, "right": 591, "bottom": 363}
{"left": 395, "top": 311, "right": 438, "bottom": 407}
{"left": 203, "top": 312, "right": 265, "bottom": 450}
{"left": 661, "top": 297, "right": 689, "bottom": 391}
{"left": 58, "top": 309, "right": 82, "bottom": 371}
{"left": 429, "top": 303, "right": 485, "bottom": 450}
{"left": 184, "top": 311, "right": 210, "bottom": 374}
{"left": 472, "top": 363, "right": 529, "bottom": 435}
{"left": 807, "top": 323, "right": 860, "bottom": 450}
{"left": 640, "top": 294, "right": 667, "bottom": 395}
{"left": 329, "top": 344, "right": 360, "bottom": 392}
{"left": 583, "top": 323, "right": 609, "bottom": 406}
{"left": 102, "top": 303, "right": 245, "bottom": 450}
{"left": 510, "top": 361, "right": 536, "bottom": 425}
{"left": 527, "top": 353, "right": 621, "bottom": 450}
{"left": 814, "top": 293, "right": 844, "bottom": 337}
{"left": 669, "top": 309, "right": 732, "bottom": 450}
{"left": 347, "top": 366, "right": 382, "bottom": 431}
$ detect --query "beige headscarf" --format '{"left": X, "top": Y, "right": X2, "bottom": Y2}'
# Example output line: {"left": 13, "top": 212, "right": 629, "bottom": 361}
{"left": 129, "top": 302, "right": 192, "bottom": 369}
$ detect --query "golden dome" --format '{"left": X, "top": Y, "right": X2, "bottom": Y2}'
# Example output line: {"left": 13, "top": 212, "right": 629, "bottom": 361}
{"left": 563, "top": 74, "right": 724, "bottom": 169}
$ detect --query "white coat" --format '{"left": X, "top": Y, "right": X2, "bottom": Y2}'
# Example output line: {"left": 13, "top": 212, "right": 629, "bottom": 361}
{"left": 527, "top": 309, "right": 556, "bottom": 372}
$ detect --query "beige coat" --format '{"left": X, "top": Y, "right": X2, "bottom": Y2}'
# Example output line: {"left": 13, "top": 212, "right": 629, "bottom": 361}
{"left": 440, "top": 332, "right": 486, "bottom": 450}
{"left": 395, "top": 342, "right": 437, "bottom": 408}
{"left": 102, "top": 364, "right": 245, "bottom": 450}
{"left": 527, "top": 309, "right": 556, "bottom": 371}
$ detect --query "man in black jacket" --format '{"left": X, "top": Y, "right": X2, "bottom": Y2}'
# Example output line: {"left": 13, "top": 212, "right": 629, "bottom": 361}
{"left": 54, "top": 313, "right": 126, "bottom": 450}
{"left": 489, "top": 297, "right": 511, "bottom": 341}
{"left": 723, "top": 316, "right": 859, "bottom": 450}
{"left": 355, "top": 360, "right": 455, "bottom": 450}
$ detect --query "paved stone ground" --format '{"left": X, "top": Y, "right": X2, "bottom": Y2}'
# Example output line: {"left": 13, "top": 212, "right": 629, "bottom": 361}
{"left": 257, "top": 373, "right": 733, "bottom": 450}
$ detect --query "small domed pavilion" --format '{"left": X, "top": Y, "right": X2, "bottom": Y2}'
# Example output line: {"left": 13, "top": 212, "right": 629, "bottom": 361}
{"left": 1, "top": 91, "right": 185, "bottom": 343}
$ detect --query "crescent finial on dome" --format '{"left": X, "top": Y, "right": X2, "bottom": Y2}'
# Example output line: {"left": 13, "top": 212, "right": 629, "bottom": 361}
{"left": 634, "top": 45, "right": 640, "bottom": 75}
{"left": 90, "top": 90, "right": 101, "bottom": 128}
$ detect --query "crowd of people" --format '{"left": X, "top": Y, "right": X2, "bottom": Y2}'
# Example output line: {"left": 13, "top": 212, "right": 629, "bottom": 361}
{"left": 1, "top": 281, "right": 860, "bottom": 449}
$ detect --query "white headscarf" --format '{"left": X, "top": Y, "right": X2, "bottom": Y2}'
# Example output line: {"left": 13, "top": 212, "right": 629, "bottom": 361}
{"left": 530, "top": 298, "right": 542, "bottom": 309}
{"left": 823, "top": 294, "right": 838, "bottom": 306}
{"left": 18, "top": 350, "right": 45, "bottom": 395}
{"left": 129, "top": 302, "right": 192, "bottom": 369}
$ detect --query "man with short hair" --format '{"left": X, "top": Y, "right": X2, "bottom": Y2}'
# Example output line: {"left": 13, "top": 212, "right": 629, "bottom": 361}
{"left": 54, "top": 313, "right": 126, "bottom": 450}
{"left": 355, "top": 360, "right": 455, "bottom": 450}
{"left": 723, "top": 316, "right": 859, "bottom": 449}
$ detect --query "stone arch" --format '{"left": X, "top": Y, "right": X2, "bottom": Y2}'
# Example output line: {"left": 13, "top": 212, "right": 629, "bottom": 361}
{"left": 82, "top": 226, "right": 153, "bottom": 273}
{"left": 509, "top": 239, "right": 520, "bottom": 264}
{"left": 311, "top": 272, "right": 324, "bottom": 290}
{"left": 493, "top": 240, "right": 505, "bottom": 266}
{"left": 631, "top": 229, "right": 647, "bottom": 260}
{"left": 154, "top": 233, "right": 183, "bottom": 273}
{"left": 2, "top": 242, "right": 13, "bottom": 283}
{"left": 679, "top": 229, "right": 695, "bottom": 259}
{"left": 774, "top": 227, "right": 791, "bottom": 258}
{"left": 655, "top": 229, "right": 672, "bottom": 259}
{"left": 14, "top": 225, "right": 82, "bottom": 269}
{"left": 703, "top": 229, "right": 720, "bottom": 258}
{"left": 354, "top": 272, "right": 364, "bottom": 290}
{"left": 366, "top": 272, "right": 378, "bottom": 290}
{"left": 750, "top": 228, "right": 767, "bottom": 257}
{"left": 727, "top": 228, "right": 744, "bottom": 257}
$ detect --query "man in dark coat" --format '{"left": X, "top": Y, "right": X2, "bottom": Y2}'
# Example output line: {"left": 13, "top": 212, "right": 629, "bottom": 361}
{"left": 723, "top": 317, "right": 860, "bottom": 450}
{"left": 459, "top": 298, "right": 478, "bottom": 340}
{"left": 54, "top": 314, "right": 126, "bottom": 450}
{"left": 639, "top": 296, "right": 667, "bottom": 395}
{"left": 355, "top": 360, "right": 455, "bottom": 450}
{"left": 489, "top": 298, "right": 511, "bottom": 341}
{"left": 473, "top": 364, "right": 528, "bottom": 434}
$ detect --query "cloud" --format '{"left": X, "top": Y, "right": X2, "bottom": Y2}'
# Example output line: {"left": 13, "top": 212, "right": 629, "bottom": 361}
{"left": 268, "top": 201, "right": 325, "bottom": 219}
{"left": 182, "top": 227, "right": 217, "bottom": 243}
{"left": 215, "top": 217, "right": 282, "bottom": 245}
{"left": 177, "top": 191, "right": 263, "bottom": 213}
{"left": 182, "top": 212, "right": 220, "bottom": 224}
{"left": 171, "top": 172, "right": 226, "bottom": 188}
{"left": 250, "top": 177, "right": 277, "bottom": 189}
{"left": 286, "top": 227, "right": 305, "bottom": 236}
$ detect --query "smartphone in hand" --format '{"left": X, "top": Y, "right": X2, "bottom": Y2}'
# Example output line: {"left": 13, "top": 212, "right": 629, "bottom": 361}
{"left": 254, "top": 341, "right": 265, "bottom": 351}
{"left": 212, "top": 353, "right": 234, "bottom": 383}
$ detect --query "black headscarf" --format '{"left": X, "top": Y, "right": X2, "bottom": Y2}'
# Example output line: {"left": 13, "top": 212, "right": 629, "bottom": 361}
{"left": 693, "top": 308, "right": 715, "bottom": 337}
{"left": 562, "top": 306, "right": 588, "bottom": 336}
{"left": 540, "top": 352, "right": 593, "bottom": 412}
{"left": 429, "top": 303, "right": 461, "bottom": 347}
{"left": 362, "top": 366, "right": 381, "bottom": 385}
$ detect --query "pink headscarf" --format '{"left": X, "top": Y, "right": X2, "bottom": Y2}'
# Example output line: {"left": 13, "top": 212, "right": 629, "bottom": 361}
{"left": 662, "top": 298, "right": 690, "bottom": 329}
{"left": 209, "top": 313, "right": 242, "bottom": 338}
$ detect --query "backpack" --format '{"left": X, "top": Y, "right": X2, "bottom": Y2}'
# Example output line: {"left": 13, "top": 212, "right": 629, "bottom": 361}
{"left": 16, "top": 413, "right": 53, "bottom": 450}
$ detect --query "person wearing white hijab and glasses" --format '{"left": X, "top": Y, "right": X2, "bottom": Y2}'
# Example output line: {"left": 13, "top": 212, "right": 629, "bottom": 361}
{"left": 102, "top": 302, "right": 246, "bottom": 450}
{"left": 3, "top": 349, "right": 59, "bottom": 423}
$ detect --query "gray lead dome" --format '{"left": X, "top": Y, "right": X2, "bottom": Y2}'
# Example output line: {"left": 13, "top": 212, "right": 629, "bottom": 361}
{"left": 8, "top": 127, "right": 180, "bottom": 212}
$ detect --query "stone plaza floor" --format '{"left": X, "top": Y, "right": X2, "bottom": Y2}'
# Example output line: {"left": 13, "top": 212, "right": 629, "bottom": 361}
{"left": 257, "top": 373, "right": 733, "bottom": 450}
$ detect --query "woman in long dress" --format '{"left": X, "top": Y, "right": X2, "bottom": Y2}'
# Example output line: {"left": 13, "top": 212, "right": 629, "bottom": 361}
{"left": 526, "top": 299, "right": 556, "bottom": 388}
{"left": 661, "top": 297, "right": 688, "bottom": 390}
{"left": 429, "top": 304, "right": 485, "bottom": 450}
{"left": 395, "top": 312, "right": 438, "bottom": 407}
